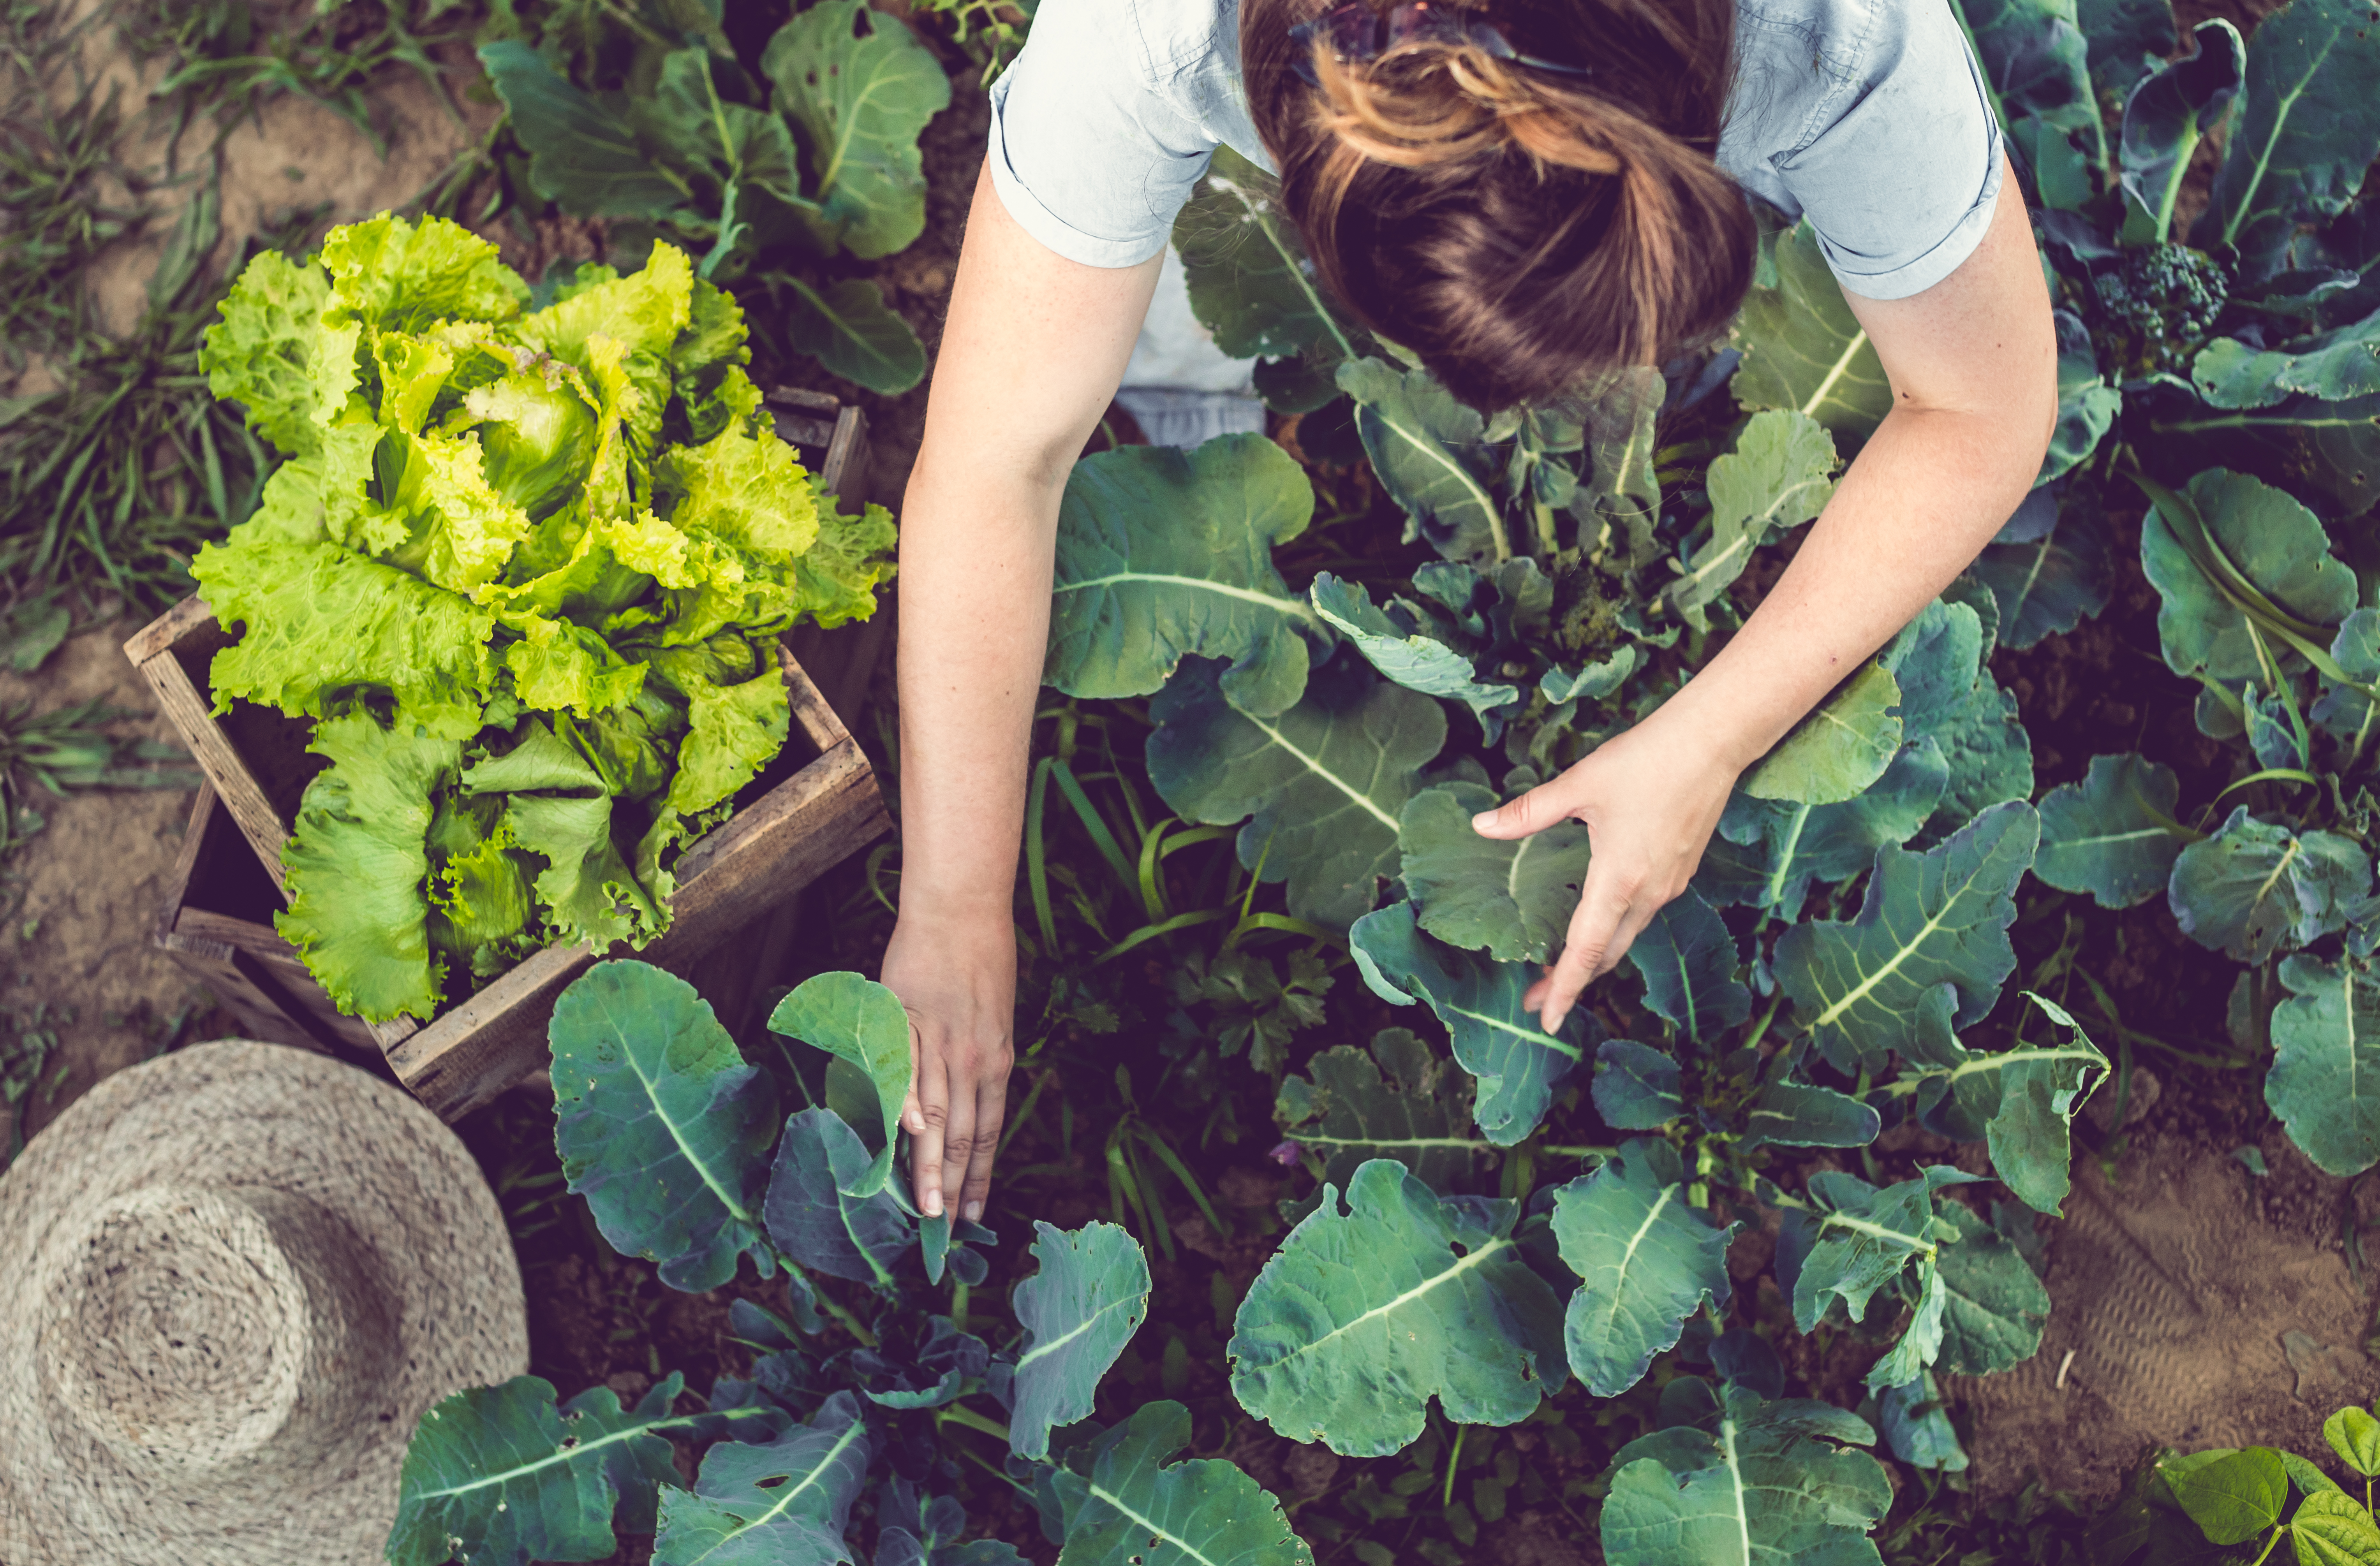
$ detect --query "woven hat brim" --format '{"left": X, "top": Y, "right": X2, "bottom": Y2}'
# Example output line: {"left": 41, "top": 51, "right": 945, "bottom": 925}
{"left": 0, "top": 1039, "right": 530, "bottom": 1566}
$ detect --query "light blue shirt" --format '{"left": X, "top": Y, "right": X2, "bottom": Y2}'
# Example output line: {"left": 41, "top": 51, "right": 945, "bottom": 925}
{"left": 986, "top": 0, "right": 2004, "bottom": 300}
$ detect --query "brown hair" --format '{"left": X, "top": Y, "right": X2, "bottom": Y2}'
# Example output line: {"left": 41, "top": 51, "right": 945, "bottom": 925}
{"left": 1245, "top": 0, "right": 1753, "bottom": 412}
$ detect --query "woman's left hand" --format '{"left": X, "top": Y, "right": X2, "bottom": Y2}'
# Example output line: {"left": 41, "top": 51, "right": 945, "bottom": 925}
{"left": 1467, "top": 704, "right": 1742, "bottom": 1033}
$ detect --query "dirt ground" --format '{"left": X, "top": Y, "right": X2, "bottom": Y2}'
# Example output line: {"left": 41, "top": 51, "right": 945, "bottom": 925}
{"left": 1956, "top": 1127, "right": 2380, "bottom": 1503}
{"left": 0, "top": 624, "right": 211, "bottom": 1149}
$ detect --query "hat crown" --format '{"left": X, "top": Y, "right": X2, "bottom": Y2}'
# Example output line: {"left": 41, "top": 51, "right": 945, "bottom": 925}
{"left": 38, "top": 1183, "right": 397, "bottom": 1479}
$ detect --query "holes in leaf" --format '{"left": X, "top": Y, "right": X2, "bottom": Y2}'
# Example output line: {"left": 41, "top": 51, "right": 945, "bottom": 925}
{"left": 1449, "top": 1240, "right": 1470, "bottom": 1258}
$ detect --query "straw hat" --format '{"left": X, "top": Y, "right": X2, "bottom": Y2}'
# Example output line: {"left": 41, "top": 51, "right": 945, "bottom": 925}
{"left": 0, "top": 1039, "right": 530, "bottom": 1566}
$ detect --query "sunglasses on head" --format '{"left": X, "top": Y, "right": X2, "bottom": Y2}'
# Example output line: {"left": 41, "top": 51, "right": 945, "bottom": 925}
{"left": 1286, "top": 1, "right": 1595, "bottom": 86}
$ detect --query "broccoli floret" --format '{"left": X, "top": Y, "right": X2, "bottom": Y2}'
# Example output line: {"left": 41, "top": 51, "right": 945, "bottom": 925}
{"left": 2093, "top": 244, "right": 2228, "bottom": 373}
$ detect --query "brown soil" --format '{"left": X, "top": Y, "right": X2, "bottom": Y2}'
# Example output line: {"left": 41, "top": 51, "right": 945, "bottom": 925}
{"left": 0, "top": 624, "right": 225, "bottom": 1151}
{"left": 1954, "top": 1128, "right": 2380, "bottom": 1503}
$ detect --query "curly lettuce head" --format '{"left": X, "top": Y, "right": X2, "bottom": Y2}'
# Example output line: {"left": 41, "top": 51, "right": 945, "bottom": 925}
{"left": 194, "top": 212, "right": 897, "bottom": 1023}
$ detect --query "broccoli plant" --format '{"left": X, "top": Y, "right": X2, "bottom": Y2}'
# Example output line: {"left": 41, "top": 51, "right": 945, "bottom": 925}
{"left": 478, "top": 0, "right": 951, "bottom": 392}
{"left": 1013, "top": 143, "right": 2130, "bottom": 1563}
{"left": 1943, "top": 0, "right": 2380, "bottom": 1187}
{"left": 389, "top": 959, "right": 1315, "bottom": 1566}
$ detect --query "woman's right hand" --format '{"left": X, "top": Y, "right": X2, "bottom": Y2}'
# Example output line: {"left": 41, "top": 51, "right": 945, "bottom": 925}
{"left": 882, "top": 903, "right": 1016, "bottom": 1225}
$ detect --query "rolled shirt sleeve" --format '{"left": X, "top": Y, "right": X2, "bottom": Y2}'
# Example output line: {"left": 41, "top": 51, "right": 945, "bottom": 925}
{"left": 985, "top": 0, "right": 1223, "bottom": 267}
{"left": 1768, "top": 0, "right": 2005, "bottom": 300}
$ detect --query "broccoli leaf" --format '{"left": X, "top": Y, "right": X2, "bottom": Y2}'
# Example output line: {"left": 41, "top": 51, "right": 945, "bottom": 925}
{"left": 1310, "top": 573, "right": 1515, "bottom": 728}
{"left": 1047, "top": 1402, "right": 1315, "bottom": 1566}
{"left": 1147, "top": 656, "right": 1443, "bottom": 929}
{"left": 765, "top": 1107, "right": 913, "bottom": 1286}
{"left": 1049, "top": 436, "right": 1318, "bottom": 717}
{"left": 1337, "top": 357, "right": 1504, "bottom": 564}
{"left": 1009, "top": 1221, "right": 1153, "bottom": 1461}
{"left": 2034, "top": 751, "right": 2192, "bottom": 908}
{"left": 1970, "top": 490, "right": 2112, "bottom": 651}
{"left": 1711, "top": 744, "right": 1949, "bottom": 921}
{"left": 762, "top": 0, "right": 950, "bottom": 259}
{"left": 1397, "top": 781, "right": 1591, "bottom": 963}
{"left": 1348, "top": 899, "right": 1597, "bottom": 1146}
{"left": 477, "top": 40, "right": 693, "bottom": 218}
{"left": 2194, "top": 310, "right": 2380, "bottom": 410}
{"left": 1275, "top": 1028, "right": 1482, "bottom": 1192}
{"left": 2169, "top": 807, "right": 2372, "bottom": 964}
{"left": 1599, "top": 1381, "right": 1890, "bottom": 1566}
{"left": 1667, "top": 410, "right": 1837, "bottom": 623}
{"left": 1742, "top": 658, "right": 1902, "bottom": 806}
{"left": 2197, "top": 0, "right": 2380, "bottom": 280}
{"left": 1729, "top": 220, "right": 1893, "bottom": 440}
{"left": 1175, "top": 146, "right": 1364, "bottom": 413}
{"left": 2041, "top": 310, "right": 2122, "bottom": 480}
{"left": 1228, "top": 1159, "right": 1566, "bottom": 1456}
{"left": 388, "top": 1375, "right": 696, "bottom": 1566}
{"left": 1896, "top": 988, "right": 2109, "bottom": 1215}
{"left": 2266, "top": 953, "right": 2380, "bottom": 1176}
{"left": 1775, "top": 801, "right": 2038, "bottom": 1074}
{"left": 651, "top": 1393, "right": 872, "bottom": 1565}
{"left": 779, "top": 275, "right": 930, "bottom": 394}
{"left": 768, "top": 972, "right": 913, "bottom": 1200}
{"left": 1553, "top": 1138, "right": 1737, "bottom": 1397}
{"left": 2140, "top": 468, "right": 2357, "bottom": 685}
{"left": 2118, "top": 21, "right": 2246, "bottom": 243}
{"left": 1624, "top": 887, "right": 1752, "bottom": 1041}
{"left": 550, "top": 960, "right": 777, "bottom": 1291}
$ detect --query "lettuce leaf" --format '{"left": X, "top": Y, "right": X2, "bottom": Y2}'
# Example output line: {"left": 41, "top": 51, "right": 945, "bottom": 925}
{"left": 200, "top": 213, "right": 891, "bottom": 1016}
{"left": 321, "top": 213, "right": 528, "bottom": 333}
{"left": 198, "top": 250, "right": 356, "bottom": 456}
{"left": 503, "top": 792, "right": 664, "bottom": 948}
{"left": 377, "top": 430, "right": 537, "bottom": 592}
{"left": 665, "top": 654, "right": 790, "bottom": 813}
{"left": 505, "top": 614, "right": 648, "bottom": 718}
{"left": 464, "top": 369, "right": 601, "bottom": 519}
{"left": 277, "top": 707, "right": 463, "bottom": 1021}
{"left": 664, "top": 424, "right": 819, "bottom": 559}
{"left": 513, "top": 241, "right": 694, "bottom": 365}
{"left": 462, "top": 718, "right": 610, "bottom": 795}
{"left": 195, "top": 539, "right": 495, "bottom": 732}
{"left": 430, "top": 825, "right": 537, "bottom": 977}
{"left": 793, "top": 496, "right": 898, "bottom": 630}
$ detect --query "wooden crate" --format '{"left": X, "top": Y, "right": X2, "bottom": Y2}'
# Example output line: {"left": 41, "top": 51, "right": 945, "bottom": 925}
{"left": 130, "top": 395, "right": 894, "bottom": 1121}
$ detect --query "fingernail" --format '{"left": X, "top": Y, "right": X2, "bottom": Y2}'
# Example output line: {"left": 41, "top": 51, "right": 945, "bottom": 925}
{"left": 1470, "top": 812, "right": 1494, "bottom": 831}
{"left": 964, "top": 1201, "right": 983, "bottom": 1222}
{"left": 923, "top": 1189, "right": 944, "bottom": 1216}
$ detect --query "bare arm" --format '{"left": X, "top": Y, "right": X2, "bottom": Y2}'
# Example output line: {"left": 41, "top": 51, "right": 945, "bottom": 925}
{"left": 886, "top": 160, "right": 1162, "bottom": 1222}
{"left": 1476, "top": 157, "right": 2060, "bottom": 1031}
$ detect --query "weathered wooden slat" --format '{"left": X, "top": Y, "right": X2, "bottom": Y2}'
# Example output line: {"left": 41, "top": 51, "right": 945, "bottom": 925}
{"left": 129, "top": 629, "right": 290, "bottom": 890}
{"left": 120, "top": 594, "right": 213, "bottom": 665}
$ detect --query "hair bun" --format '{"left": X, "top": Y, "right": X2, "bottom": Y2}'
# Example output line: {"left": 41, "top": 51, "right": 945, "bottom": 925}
{"left": 1247, "top": 0, "right": 1754, "bottom": 410}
